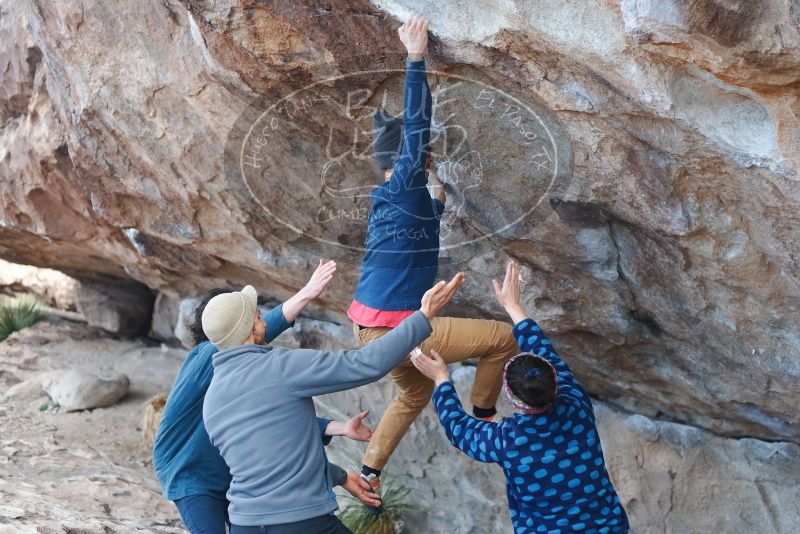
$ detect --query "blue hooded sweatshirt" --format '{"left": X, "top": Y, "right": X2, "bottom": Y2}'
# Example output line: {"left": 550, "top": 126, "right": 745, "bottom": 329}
{"left": 203, "top": 311, "right": 432, "bottom": 527}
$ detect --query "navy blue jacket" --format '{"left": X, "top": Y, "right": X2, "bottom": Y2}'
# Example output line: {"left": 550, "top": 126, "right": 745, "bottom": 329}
{"left": 432, "top": 319, "right": 630, "bottom": 533}
{"left": 353, "top": 58, "right": 444, "bottom": 311}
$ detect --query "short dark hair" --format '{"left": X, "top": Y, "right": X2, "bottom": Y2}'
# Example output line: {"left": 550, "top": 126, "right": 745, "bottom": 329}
{"left": 506, "top": 354, "right": 557, "bottom": 409}
{"left": 189, "top": 288, "right": 230, "bottom": 347}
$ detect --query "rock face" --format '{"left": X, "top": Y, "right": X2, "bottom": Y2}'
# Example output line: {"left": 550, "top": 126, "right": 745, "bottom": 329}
{"left": 595, "top": 403, "right": 800, "bottom": 534}
{"left": 0, "top": 0, "right": 798, "bottom": 458}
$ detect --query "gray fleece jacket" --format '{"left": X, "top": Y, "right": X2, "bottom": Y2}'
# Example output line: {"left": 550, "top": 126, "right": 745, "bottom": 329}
{"left": 202, "top": 311, "right": 432, "bottom": 527}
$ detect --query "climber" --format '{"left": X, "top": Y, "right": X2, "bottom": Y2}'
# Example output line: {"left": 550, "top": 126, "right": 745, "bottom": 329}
{"left": 201, "top": 272, "right": 463, "bottom": 534}
{"left": 348, "top": 11, "right": 518, "bottom": 512}
{"left": 410, "top": 260, "right": 632, "bottom": 533}
{"left": 152, "top": 260, "right": 380, "bottom": 534}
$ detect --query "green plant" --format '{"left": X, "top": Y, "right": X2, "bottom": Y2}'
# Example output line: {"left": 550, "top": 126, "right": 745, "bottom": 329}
{"left": 338, "top": 481, "right": 412, "bottom": 534}
{"left": 0, "top": 297, "right": 42, "bottom": 341}
{"left": 38, "top": 401, "right": 59, "bottom": 412}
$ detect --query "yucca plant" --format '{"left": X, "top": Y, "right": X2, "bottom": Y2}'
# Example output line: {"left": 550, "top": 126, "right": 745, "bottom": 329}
{"left": 0, "top": 297, "right": 42, "bottom": 341}
{"left": 338, "top": 481, "right": 412, "bottom": 534}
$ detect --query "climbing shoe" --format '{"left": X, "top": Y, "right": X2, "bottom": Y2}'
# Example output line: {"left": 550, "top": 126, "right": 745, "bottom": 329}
{"left": 359, "top": 472, "right": 384, "bottom": 515}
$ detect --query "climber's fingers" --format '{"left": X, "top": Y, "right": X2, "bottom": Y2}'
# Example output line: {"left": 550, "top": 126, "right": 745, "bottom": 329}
{"left": 409, "top": 11, "right": 420, "bottom": 33}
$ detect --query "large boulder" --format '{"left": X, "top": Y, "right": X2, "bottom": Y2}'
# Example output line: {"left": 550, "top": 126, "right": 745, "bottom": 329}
{"left": 41, "top": 369, "right": 130, "bottom": 411}
{"left": 0, "top": 0, "right": 798, "bottom": 448}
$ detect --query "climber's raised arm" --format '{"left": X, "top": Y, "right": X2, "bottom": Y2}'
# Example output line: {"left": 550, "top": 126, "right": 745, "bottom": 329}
{"left": 386, "top": 11, "right": 432, "bottom": 195}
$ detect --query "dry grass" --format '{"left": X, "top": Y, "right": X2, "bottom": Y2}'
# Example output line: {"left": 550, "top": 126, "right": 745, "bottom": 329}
{"left": 141, "top": 393, "right": 168, "bottom": 449}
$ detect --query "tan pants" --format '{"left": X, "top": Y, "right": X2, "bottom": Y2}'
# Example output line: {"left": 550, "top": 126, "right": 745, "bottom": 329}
{"left": 354, "top": 316, "right": 518, "bottom": 470}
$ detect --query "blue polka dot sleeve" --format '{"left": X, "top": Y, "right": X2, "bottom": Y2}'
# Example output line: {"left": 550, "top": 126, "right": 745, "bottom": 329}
{"left": 512, "top": 318, "right": 590, "bottom": 409}
{"left": 432, "top": 382, "right": 509, "bottom": 464}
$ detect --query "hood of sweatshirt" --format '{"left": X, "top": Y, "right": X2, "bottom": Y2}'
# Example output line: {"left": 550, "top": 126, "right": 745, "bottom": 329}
{"left": 211, "top": 343, "right": 270, "bottom": 368}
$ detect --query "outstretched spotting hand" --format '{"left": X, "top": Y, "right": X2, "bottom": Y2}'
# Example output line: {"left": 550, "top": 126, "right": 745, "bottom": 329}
{"left": 301, "top": 259, "right": 337, "bottom": 300}
{"left": 398, "top": 11, "right": 429, "bottom": 61}
{"left": 341, "top": 472, "right": 382, "bottom": 507}
{"left": 323, "top": 411, "right": 372, "bottom": 442}
{"left": 410, "top": 348, "right": 449, "bottom": 385}
{"left": 420, "top": 272, "right": 465, "bottom": 321}
{"left": 342, "top": 410, "right": 373, "bottom": 442}
{"left": 492, "top": 260, "right": 527, "bottom": 325}
{"left": 281, "top": 259, "right": 337, "bottom": 323}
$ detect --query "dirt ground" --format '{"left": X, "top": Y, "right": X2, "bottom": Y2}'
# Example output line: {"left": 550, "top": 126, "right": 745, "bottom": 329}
{"left": 0, "top": 314, "right": 187, "bottom": 533}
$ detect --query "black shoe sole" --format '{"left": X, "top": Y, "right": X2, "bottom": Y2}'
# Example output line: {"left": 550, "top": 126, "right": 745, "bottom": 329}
{"left": 363, "top": 485, "right": 383, "bottom": 515}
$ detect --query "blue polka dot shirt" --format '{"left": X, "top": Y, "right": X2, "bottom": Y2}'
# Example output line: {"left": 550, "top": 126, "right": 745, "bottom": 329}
{"left": 432, "top": 318, "right": 630, "bottom": 533}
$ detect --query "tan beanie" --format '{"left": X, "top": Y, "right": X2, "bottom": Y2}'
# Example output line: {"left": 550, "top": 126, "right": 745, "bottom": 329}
{"left": 201, "top": 285, "right": 258, "bottom": 350}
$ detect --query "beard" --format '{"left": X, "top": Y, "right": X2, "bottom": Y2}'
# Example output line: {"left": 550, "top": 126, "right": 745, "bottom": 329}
{"left": 253, "top": 330, "right": 267, "bottom": 345}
